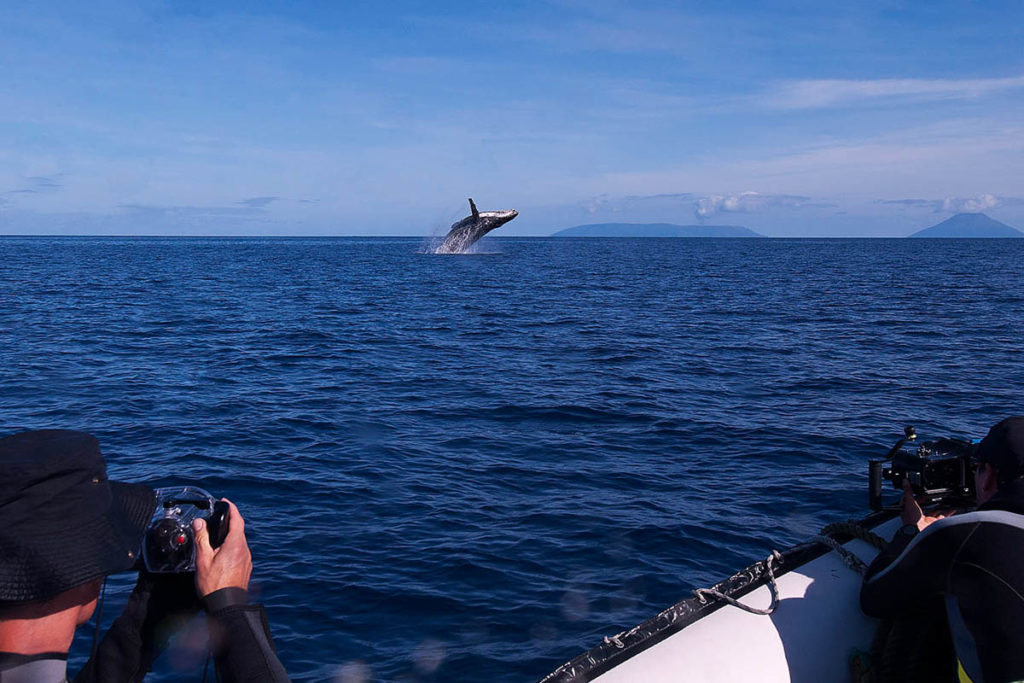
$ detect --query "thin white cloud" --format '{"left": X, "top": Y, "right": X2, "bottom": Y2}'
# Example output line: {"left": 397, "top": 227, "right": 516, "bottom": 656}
{"left": 412, "top": 3, "right": 705, "bottom": 58}
{"left": 597, "top": 118, "right": 1024, "bottom": 203}
{"left": 578, "top": 194, "right": 616, "bottom": 214}
{"left": 570, "top": 191, "right": 822, "bottom": 223}
{"left": 5, "top": 174, "right": 66, "bottom": 195}
{"left": 238, "top": 196, "right": 279, "bottom": 208}
{"left": 577, "top": 192, "right": 699, "bottom": 215}
{"left": 879, "top": 194, "right": 1003, "bottom": 213}
{"left": 694, "top": 192, "right": 810, "bottom": 219}
{"left": 625, "top": 193, "right": 698, "bottom": 202}
{"left": 118, "top": 203, "right": 263, "bottom": 218}
{"left": 768, "top": 75, "right": 1024, "bottom": 109}
{"left": 942, "top": 193, "right": 1000, "bottom": 213}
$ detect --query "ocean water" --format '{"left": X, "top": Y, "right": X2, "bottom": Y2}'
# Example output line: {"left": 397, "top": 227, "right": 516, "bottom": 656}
{"left": 1, "top": 236, "right": 1022, "bottom": 681}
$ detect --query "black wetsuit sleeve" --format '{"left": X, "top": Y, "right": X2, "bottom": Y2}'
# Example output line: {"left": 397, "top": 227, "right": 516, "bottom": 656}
{"left": 860, "top": 520, "right": 978, "bottom": 618}
{"left": 73, "top": 573, "right": 200, "bottom": 683}
{"left": 208, "top": 604, "right": 290, "bottom": 682}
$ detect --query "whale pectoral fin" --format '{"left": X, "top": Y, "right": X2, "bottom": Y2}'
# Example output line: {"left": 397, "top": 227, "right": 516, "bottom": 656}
{"left": 469, "top": 198, "right": 479, "bottom": 219}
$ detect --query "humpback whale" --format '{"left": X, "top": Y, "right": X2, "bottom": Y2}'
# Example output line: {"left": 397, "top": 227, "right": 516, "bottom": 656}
{"left": 435, "top": 199, "right": 518, "bottom": 254}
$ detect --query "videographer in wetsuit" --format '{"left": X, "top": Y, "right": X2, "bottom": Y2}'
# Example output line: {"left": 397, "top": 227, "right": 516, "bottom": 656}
{"left": 0, "top": 429, "right": 290, "bottom": 682}
{"left": 861, "top": 416, "right": 1024, "bottom": 683}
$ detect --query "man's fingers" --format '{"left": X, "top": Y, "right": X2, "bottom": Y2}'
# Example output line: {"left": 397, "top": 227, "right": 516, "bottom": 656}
{"left": 902, "top": 483, "right": 922, "bottom": 507}
{"left": 901, "top": 481, "right": 925, "bottom": 527}
{"left": 193, "top": 517, "right": 213, "bottom": 559}
{"left": 194, "top": 500, "right": 253, "bottom": 596}
{"left": 221, "top": 499, "right": 247, "bottom": 545}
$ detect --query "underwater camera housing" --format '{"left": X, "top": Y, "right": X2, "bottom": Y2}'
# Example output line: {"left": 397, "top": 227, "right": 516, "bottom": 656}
{"left": 869, "top": 426, "right": 977, "bottom": 511}
{"left": 143, "top": 487, "right": 229, "bottom": 573}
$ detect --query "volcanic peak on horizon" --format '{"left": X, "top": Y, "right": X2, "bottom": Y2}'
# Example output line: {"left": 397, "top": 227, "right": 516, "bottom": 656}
{"left": 909, "top": 213, "right": 1023, "bottom": 238}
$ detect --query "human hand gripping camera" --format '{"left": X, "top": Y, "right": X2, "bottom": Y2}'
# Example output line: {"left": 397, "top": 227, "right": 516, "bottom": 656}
{"left": 0, "top": 430, "right": 290, "bottom": 682}
{"left": 193, "top": 500, "right": 252, "bottom": 599}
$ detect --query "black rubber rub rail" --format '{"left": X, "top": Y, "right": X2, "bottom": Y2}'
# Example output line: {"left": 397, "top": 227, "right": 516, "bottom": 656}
{"left": 538, "top": 509, "right": 897, "bottom": 683}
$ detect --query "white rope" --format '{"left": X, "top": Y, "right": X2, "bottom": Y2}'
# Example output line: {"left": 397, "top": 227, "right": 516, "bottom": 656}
{"left": 692, "top": 550, "right": 784, "bottom": 616}
{"left": 602, "top": 634, "right": 625, "bottom": 649}
{"left": 614, "top": 522, "right": 879, "bottom": 635}
{"left": 689, "top": 523, "right": 877, "bottom": 619}
{"left": 814, "top": 534, "right": 870, "bottom": 575}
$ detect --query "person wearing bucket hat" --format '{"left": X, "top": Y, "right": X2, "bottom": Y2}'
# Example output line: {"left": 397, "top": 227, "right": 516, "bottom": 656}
{"left": 861, "top": 416, "right": 1024, "bottom": 683}
{"left": 0, "top": 430, "right": 289, "bottom": 682}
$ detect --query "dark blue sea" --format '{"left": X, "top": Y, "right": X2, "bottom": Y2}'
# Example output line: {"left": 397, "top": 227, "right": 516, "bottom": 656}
{"left": 1, "top": 236, "right": 1022, "bottom": 682}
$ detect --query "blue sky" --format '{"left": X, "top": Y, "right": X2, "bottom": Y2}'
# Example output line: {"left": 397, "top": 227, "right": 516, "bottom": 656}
{"left": 2, "top": 0, "right": 1023, "bottom": 236}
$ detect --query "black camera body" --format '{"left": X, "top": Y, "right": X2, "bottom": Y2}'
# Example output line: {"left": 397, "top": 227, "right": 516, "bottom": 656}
{"left": 869, "top": 426, "right": 976, "bottom": 511}
{"left": 143, "top": 487, "right": 230, "bottom": 573}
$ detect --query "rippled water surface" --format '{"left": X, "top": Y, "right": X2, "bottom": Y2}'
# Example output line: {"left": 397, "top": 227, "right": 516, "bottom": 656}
{"left": 1, "top": 236, "right": 1022, "bottom": 681}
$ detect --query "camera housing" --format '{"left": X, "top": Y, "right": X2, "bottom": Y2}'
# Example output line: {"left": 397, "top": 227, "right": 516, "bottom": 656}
{"left": 143, "top": 487, "right": 229, "bottom": 573}
{"left": 869, "top": 426, "right": 977, "bottom": 511}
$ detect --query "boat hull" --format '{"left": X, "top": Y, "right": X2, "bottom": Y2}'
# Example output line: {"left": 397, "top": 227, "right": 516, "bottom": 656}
{"left": 542, "top": 514, "right": 901, "bottom": 683}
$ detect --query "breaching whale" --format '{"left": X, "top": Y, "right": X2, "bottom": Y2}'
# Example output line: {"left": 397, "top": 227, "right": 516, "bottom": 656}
{"left": 435, "top": 199, "right": 518, "bottom": 254}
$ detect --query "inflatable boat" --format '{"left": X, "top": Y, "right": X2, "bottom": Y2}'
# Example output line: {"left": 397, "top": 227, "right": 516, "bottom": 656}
{"left": 540, "top": 512, "right": 899, "bottom": 683}
{"left": 540, "top": 429, "right": 976, "bottom": 683}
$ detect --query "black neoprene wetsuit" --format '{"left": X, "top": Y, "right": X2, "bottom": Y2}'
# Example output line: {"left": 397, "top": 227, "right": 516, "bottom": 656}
{"left": 74, "top": 575, "right": 290, "bottom": 682}
{"left": 861, "top": 479, "right": 1024, "bottom": 683}
{"left": 1, "top": 594, "right": 288, "bottom": 683}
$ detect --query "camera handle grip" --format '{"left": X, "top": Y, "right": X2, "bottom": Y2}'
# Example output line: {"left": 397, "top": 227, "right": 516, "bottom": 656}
{"left": 208, "top": 501, "right": 230, "bottom": 549}
{"left": 869, "top": 459, "right": 884, "bottom": 511}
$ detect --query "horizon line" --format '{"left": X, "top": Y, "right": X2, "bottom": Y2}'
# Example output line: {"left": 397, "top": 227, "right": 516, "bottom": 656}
{"left": 4, "top": 233, "right": 1020, "bottom": 240}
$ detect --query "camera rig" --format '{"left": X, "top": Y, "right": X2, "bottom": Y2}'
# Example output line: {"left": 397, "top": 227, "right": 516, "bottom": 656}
{"left": 869, "top": 426, "right": 977, "bottom": 511}
{"left": 143, "top": 487, "right": 230, "bottom": 573}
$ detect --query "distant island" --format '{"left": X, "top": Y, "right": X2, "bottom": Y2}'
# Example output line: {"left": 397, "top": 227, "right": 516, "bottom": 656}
{"left": 551, "top": 223, "right": 764, "bottom": 238}
{"left": 909, "top": 213, "right": 1023, "bottom": 238}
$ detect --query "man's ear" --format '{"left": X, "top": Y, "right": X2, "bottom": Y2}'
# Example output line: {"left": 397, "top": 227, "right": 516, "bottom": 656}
{"left": 73, "top": 579, "right": 103, "bottom": 626}
{"left": 978, "top": 463, "right": 1000, "bottom": 504}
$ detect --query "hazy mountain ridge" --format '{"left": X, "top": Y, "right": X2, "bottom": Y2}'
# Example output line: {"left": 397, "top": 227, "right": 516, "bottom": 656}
{"left": 551, "top": 223, "right": 764, "bottom": 238}
{"left": 909, "top": 213, "right": 1023, "bottom": 238}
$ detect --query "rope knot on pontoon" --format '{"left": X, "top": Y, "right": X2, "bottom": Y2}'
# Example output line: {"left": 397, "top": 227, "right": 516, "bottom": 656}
{"left": 692, "top": 550, "right": 784, "bottom": 615}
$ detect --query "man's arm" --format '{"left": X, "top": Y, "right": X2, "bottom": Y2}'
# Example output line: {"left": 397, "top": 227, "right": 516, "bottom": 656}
{"left": 860, "top": 517, "right": 975, "bottom": 617}
{"left": 207, "top": 602, "right": 291, "bottom": 682}
{"left": 193, "top": 500, "right": 290, "bottom": 682}
{"left": 73, "top": 573, "right": 200, "bottom": 683}
{"left": 860, "top": 482, "right": 963, "bottom": 617}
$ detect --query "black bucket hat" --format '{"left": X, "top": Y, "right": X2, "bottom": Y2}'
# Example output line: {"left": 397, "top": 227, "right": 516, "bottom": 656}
{"left": 0, "top": 430, "right": 155, "bottom": 604}
{"left": 973, "top": 416, "right": 1024, "bottom": 485}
